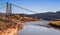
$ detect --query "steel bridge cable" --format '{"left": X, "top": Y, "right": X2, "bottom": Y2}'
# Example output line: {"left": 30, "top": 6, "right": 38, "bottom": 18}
{"left": 0, "top": 6, "right": 6, "bottom": 9}
{"left": 0, "top": 2, "right": 6, "bottom": 6}
{"left": 11, "top": 4, "right": 38, "bottom": 13}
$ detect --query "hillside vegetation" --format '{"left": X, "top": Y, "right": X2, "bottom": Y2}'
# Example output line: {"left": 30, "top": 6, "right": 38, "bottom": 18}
{"left": 49, "top": 20, "right": 60, "bottom": 28}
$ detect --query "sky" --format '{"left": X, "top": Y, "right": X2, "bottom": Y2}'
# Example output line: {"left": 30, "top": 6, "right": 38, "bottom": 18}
{"left": 0, "top": 0, "right": 60, "bottom": 14}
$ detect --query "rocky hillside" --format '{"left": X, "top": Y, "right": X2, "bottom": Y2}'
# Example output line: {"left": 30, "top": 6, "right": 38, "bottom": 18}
{"left": 0, "top": 15, "right": 23, "bottom": 35}
{"left": 30, "top": 11, "right": 60, "bottom": 20}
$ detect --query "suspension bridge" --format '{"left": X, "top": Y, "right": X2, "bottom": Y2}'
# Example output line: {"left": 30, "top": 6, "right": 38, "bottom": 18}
{"left": 0, "top": 2, "right": 38, "bottom": 15}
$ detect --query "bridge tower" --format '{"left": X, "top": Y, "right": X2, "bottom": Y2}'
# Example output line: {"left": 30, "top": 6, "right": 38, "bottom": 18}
{"left": 6, "top": 2, "right": 12, "bottom": 16}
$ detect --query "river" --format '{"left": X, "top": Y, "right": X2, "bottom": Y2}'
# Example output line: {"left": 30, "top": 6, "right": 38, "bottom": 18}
{"left": 18, "top": 21, "right": 60, "bottom": 35}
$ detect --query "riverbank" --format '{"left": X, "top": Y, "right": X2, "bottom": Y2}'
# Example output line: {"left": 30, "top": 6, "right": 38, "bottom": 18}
{"left": 18, "top": 21, "right": 60, "bottom": 35}
{"left": 0, "top": 15, "right": 24, "bottom": 35}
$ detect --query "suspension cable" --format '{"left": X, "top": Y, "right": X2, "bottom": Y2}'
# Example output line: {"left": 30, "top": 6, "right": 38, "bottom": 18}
{"left": 0, "top": 2, "right": 6, "bottom": 6}
{"left": 11, "top": 4, "right": 38, "bottom": 14}
{"left": 0, "top": 6, "right": 6, "bottom": 9}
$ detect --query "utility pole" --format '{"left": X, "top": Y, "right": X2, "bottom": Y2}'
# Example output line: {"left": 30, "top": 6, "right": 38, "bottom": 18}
{"left": 6, "top": 2, "right": 12, "bottom": 16}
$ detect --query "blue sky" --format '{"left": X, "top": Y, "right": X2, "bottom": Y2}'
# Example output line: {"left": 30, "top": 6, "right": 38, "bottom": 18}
{"left": 0, "top": 0, "right": 60, "bottom": 14}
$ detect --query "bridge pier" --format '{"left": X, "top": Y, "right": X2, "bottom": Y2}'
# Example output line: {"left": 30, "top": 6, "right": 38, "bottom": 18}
{"left": 6, "top": 2, "right": 12, "bottom": 16}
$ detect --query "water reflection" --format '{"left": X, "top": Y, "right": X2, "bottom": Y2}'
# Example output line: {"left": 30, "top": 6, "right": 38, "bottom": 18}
{"left": 18, "top": 25, "right": 60, "bottom": 35}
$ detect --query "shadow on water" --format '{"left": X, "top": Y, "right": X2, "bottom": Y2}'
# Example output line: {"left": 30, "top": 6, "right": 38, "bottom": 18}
{"left": 18, "top": 25, "right": 60, "bottom": 35}
{"left": 18, "top": 21, "right": 60, "bottom": 35}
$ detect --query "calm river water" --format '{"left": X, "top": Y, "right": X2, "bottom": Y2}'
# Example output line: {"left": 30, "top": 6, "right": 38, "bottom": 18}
{"left": 18, "top": 21, "right": 60, "bottom": 35}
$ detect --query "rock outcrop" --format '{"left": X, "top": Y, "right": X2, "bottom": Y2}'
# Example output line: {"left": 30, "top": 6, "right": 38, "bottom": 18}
{"left": 0, "top": 15, "right": 24, "bottom": 35}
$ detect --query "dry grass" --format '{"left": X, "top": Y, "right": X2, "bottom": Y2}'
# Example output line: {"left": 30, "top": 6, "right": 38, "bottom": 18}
{"left": 0, "top": 14, "right": 41, "bottom": 35}
{"left": 0, "top": 14, "right": 24, "bottom": 35}
{"left": 49, "top": 21, "right": 60, "bottom": 27}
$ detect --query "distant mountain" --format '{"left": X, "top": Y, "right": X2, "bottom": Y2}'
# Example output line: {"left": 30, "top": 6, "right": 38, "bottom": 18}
{"left": 0, "top": 11, "right": 60, "bottom": 20}
{"left": 29, "top": 11, "right": 60, "bottom": 20}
